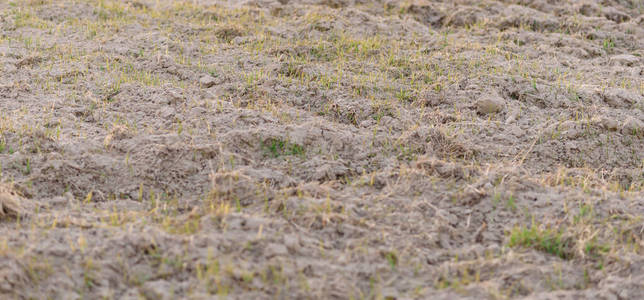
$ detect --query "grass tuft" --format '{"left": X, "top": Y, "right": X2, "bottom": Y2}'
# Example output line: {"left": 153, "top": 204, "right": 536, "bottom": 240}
{"left": 262, "top": 138, "right": 305, "bottom": 158}
{"left": 508, "top": 225, "right": 572, "bottom": 259}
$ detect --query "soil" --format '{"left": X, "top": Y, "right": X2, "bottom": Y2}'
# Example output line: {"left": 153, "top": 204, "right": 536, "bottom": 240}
{"left": 0, "top": 0, "right": 643, "bottom": 299}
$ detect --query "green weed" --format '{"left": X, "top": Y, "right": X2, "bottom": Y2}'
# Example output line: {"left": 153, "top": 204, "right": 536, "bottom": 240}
{"left": 262, "top": 139, "right": 305, "bottom": 158}
{"left": 508, "top": 225, "right": 571, "bottom": 259}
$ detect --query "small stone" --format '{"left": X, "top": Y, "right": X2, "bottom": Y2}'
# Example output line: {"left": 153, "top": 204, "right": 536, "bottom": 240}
{"left": 199, "top": 75, "right": 217, "bottom": 88}
{"left": 476, "top": 93, "right": 505, "bottom": 114}
{"left": 610, "top": 54, "right": 639, "bottom": 66}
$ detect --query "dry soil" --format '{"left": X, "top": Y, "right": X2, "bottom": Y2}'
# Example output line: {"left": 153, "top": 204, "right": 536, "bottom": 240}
{"left": 0, "top": 0, "right": 643, "bottom": 299}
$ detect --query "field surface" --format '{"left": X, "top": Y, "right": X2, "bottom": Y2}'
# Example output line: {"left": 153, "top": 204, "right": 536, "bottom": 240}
{"left": 0, "top": 0, "right": 643, "bottom": 299}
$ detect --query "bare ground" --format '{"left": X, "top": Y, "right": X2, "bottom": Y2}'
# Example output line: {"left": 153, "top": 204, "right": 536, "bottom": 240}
{"left": 0, "top": 0, "right": 643, "bottom": 299}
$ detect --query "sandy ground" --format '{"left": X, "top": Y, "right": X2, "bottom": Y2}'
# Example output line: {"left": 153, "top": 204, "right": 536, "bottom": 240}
{"left": 0, "top": 0, "right": 643, "bottom": 299}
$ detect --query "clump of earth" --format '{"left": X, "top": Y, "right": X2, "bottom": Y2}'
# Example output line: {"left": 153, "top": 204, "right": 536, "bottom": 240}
{"left": 0, "top": 0, "right": 642, "bottom": 299}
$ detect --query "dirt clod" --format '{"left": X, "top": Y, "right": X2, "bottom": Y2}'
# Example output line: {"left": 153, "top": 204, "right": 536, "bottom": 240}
{"left": 622, "top": 117, "right": 644, "bottom": 136}
{"left": 476, "top": 93, "right": 506, "bottom": 114}
{"left": 610, "top": 54, "right": 640, "bottom": 66}
{"left": 198, "top": 75, "right": 217, "bottom": 88}
{"left": 0, "top": 184, "right": 27, "bottom": 220}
